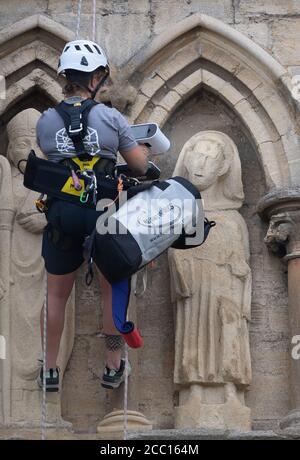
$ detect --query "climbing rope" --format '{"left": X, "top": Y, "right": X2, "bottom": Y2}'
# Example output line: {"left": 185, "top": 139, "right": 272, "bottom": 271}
{"left": 75, "top": 0, "right": 96, "bottom": 41}
{"left": 123, "top": 342, "right": 129, "bottom": 440}
{"left": 75, "top": 0, "right": 83, "bottom": 39}
{"left": 92, "top": 0, "right": 96, "bottom": 41}
{"left": 41, "top": 275, "right": 48, "bottom": 440}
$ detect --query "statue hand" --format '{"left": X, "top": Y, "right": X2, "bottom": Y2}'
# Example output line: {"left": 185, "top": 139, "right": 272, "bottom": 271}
{"left": 16, "top": 212, "right": 46, "bottom": 234}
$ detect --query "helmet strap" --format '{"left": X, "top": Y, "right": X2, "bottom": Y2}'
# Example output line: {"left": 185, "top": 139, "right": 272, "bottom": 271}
{"left": 88, "top": 74, "right": 108, "bottom": 99}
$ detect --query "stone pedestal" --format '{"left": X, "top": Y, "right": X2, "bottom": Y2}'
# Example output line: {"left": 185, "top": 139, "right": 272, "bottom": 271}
{"left": 175, "top": 384, "right": 251, "bottom": 431}
{"left": 258, "top": 187, "right": 300, "bottom": 431}
{"left": 97, "top": 410, "right": 152, "bottom": 440}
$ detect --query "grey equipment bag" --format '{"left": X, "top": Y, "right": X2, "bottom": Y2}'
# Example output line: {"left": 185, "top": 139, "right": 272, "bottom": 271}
{"left": 86, "top": 176, "right": 214, "bottom": 285}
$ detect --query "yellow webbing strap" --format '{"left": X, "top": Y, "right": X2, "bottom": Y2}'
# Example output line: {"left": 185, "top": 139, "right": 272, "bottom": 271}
{"left": 60, "top": 156, "right": 101, "bottom": 196}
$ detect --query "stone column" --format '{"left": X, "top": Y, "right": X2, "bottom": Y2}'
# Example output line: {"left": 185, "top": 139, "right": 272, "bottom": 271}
{"left": 0, "top": 156, "right": 14, "bottom": 425}
{"left": 258, "top": 187, "right": 300, "bottom": 430}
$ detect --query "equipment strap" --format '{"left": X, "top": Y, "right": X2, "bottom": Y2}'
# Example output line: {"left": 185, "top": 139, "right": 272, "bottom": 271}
{"left": 55, "top": 99, "right": 98, "bottom": 156}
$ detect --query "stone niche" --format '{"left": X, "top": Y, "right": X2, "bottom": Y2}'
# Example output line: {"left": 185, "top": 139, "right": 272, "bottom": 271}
{"left": 60, "top": 89, "right": 290, "bottom": 432}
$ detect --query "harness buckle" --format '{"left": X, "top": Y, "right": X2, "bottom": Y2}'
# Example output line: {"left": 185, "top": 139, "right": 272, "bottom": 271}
{"left": 69, "top": 123, "right": 83, "bottom": 134}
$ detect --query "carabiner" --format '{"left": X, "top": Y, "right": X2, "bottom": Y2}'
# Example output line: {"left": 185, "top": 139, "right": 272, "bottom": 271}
{"left": 80, "top": 190, "right": 89, "bottom": 203}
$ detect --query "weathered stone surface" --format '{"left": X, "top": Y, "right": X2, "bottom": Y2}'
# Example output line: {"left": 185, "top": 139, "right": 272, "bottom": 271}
{"left": 169, "top": 131, "right": 251, "bottom": 431}
{"left": 0, "top": 109, "right": 75, "bottom": 426}
{"left": 236, "top": 0, "right": 300, "bottom": 19}
{"left": 127, "top": 428, "right": 300, "bottom": 440}
{"left": 151, "top": 0, "right": 234, "bottom": 35}
{"left": 234, "top": 22, "right": 271, "bottom": 51}
{"left": 1, "top": 0, "right": 300, "bottom": 439}
{"left": 272, "top": 19, "right": 300, "bottom": 66}
{"left": 0, "top": 1, "right": 47, "bottom": 29}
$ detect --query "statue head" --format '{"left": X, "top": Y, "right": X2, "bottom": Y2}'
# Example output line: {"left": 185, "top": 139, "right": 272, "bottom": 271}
{"left": 6, "top": 108, "right": 43, "bottom": 168}
{"left": 173, "top": 131, "right": 244, "bottom": 210}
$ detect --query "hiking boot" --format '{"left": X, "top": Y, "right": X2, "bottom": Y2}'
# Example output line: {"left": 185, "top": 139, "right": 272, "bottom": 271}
{"left": 38, "top": 366, "right": 60, "bottom": 392}
{"left": 101, "top": 358, "right": 131, "bottom": 390}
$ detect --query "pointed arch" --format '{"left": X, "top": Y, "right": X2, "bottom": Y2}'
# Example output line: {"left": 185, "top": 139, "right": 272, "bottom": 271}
{"left": 0, "top": 15, "right": 71, "bottom": 121}
{"left": 125, "top": 14, "right": 300, "bottom": 188}
{"left": 0, "top": 14, "right": 73, "bottom": 60}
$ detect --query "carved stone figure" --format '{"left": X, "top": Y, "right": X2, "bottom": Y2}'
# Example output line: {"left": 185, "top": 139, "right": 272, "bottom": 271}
{"left": 0, "top": 154, "right": 14, "bottom": 424}
{"left": 3, "top": 109, "right": 75, "bottom": 425}
{"left": 168, "top": 131, "right": 252, "bottom": 430}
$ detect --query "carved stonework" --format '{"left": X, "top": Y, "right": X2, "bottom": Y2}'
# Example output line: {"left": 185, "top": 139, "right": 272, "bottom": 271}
{"left": 264, "top": 213, "right": 294, "bottom": 257}
{"left": 1, "top": 109, "right": 75, "bottom": 426}
{"left": 97, "top": 65, "right": 138, "bottom": 113}
{"left": 97, "top": 410, "right": 152, "bottom": 440}
{"left": 258, "top": 188, "right": 300, "bottom": 261}
{"left": 168, "top": 131, "right": 252, "bottom": 431}
{"left": 258, "top": 188, "right": 300, "bottom": 431}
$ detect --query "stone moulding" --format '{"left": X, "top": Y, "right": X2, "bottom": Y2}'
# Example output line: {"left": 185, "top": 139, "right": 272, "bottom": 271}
{"left": 257, "top": 186, "right": 300, "bottom": 221}
{"left": 0, "top": 14, "right": 73, "bottom": 55}
{"left": 122, "top": 13, "right": 300, "bottom": 189}
{"left": 122, "top": 13, "right": 288, "bottom": 83}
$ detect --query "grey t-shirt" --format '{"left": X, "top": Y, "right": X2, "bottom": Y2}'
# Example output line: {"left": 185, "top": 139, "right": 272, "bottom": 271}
{"left": 36, "top": 97, "right": 137, "bottom": 163}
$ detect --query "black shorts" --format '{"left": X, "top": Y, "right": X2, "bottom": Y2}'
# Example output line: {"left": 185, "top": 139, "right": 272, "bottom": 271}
{"left": 42, "top": 199, "right": 103, "bottom": 275}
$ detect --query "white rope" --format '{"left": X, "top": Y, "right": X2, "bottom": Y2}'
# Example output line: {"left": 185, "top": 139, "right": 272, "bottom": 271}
{"left": 92, "top": 0, "right": 96, "bottom": 42}
{"left": 123, "top": 342, "right": 129, "bottom": 440}
{"left": 75, "top": 0, "right": 83, "bottom": 39}
{"left": 41, "top": 274, "right": 48, "bottom": 440}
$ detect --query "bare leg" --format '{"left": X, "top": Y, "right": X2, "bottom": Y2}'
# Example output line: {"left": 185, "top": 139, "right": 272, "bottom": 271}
{"left": 99, "top": 272, "right": 123, "bottom": 370}
{"left": 40, "top": 271, "right": 76, "bottom": 369}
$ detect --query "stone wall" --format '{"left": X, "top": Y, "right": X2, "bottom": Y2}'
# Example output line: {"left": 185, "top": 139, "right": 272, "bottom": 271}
{"left": 61, "top": 90, "right": 290, "bottom": 431}
{"left": 1, "top": 0, "right": 300, "bottom": 435}
{"left": 1, "top": 1, "right": 300, "bottom": 70}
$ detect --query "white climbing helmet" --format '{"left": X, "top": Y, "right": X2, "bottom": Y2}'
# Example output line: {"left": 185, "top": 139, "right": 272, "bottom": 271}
{"left": 57, "top": 40, "right": 109, "bottom": 75}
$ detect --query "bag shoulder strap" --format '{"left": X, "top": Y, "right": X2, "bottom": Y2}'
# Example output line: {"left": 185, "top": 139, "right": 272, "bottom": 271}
{"left": 55, "top": 99, "right": 98, "bottom": 156}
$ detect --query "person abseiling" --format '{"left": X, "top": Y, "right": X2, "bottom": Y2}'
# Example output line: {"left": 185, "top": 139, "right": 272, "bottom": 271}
{"left": 36, "top": 39, "right": 150, "bottom": 392}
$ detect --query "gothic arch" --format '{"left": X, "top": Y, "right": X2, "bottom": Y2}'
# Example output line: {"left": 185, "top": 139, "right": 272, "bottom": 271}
{"left": 0, "top": 14, "right": 73, "bottom": 58}
{"left": 0, "top": 15, "right": 73, "bottom": 120}
{"left": 1, "top": 69, "right": 60, "bottom": 123}
{"left": 124, "top": 14, "right": 300, "bottom": 188}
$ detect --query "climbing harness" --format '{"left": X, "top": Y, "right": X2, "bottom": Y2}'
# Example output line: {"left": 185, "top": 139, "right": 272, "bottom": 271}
{"left": 23, "top": 150, "right": 129, "bottom": 207}
{"left": 55, "top": 99, "right": 99, "bottom": 156}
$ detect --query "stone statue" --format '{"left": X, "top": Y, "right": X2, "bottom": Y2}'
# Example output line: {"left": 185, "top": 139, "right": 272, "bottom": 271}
{"left": 3, "top": 109, "right": 75, "bottom": 425}
{"left": 0, "top": 154, "right": 14, "bottom": 424}
{"left": 168, "top": 131, "right": 252, "bottom": 430}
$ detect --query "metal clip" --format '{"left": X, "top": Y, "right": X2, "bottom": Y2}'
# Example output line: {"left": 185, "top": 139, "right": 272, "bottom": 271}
{"left": 80, "top": 190, "right": 89, "bottom": 203}
{"left": 69, "top": 123, "right": 83, "bottom": 133}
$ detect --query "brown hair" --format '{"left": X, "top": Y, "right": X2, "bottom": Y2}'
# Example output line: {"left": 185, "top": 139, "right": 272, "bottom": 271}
{"left": 63, "top": 81, "right": 83, "bottom": 97}
{"left": 62, "top": 68, "right": 107, "bottom": 97}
